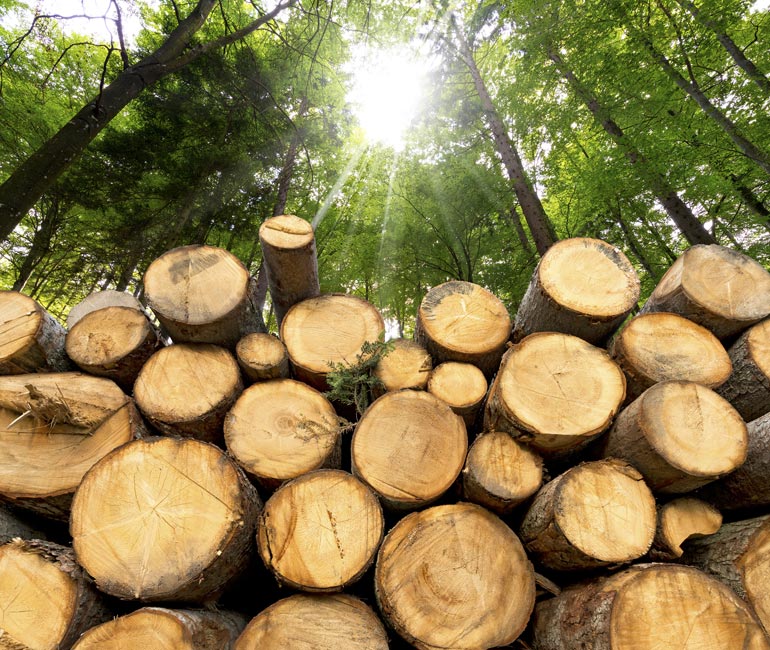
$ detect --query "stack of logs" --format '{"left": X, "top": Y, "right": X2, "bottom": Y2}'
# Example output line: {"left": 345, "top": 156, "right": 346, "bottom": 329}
{"left": 1, "top": 216, "right": 770, "bottom": 649}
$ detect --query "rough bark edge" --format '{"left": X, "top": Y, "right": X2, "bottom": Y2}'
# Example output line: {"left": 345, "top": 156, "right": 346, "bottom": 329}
{"left": 717, "top": 322, "right": 770, "bottom": 422}
{"left": 0, "top": 298, "right": 70, "bottom": 375}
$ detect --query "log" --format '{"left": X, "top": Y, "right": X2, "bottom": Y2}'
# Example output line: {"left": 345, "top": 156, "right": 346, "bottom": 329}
{"left": 414, "top": 280, "right": 511, "bottom": 376}
{"left": 609, "top": 311, "right": 732, "bottom": 402}
{"left": 426, "top": 361, "right": 487, "bottom": 428}
{"left": 66, "top": 289, "right": 144, "bottom": 328}
{"left": 639, "top": 244, "right": 770, "bottom": 338}
{"left": 680, "top": 515, "right": 770, "bottom": 636}
{"left": 134, "top": 343, "right": 242, "bottom": 443}
{"left": 0, "top": 373, "right": 144, "bottom": 519}
{"left": 72, "top": 607, "right": 246, "bottom": 650}
{"left": 234, "top": 594, "right": 388, "bottom": 650}
{"left": 235, "top": 333, "right": 290, "bottom": 383}
{"left": 484, "top": 332, "right": 626, "bottom": 456}
{"left": 372, "top": 338, "right": 432, "bottom": 394}
{"left": 519, "top": 459, "right": 656, "bottom": 571}
{"left": 695, "top": 411, "right": 770, "bottom": 512}
{"left": 0, "top": 291, "right": 69, "bottom": 374}
{"left": 280, "top": 294, "right": 385, "bottom": 391}
{"left": 258, "top": 215, "right": 320, "bottom": 328}
{"left": 717, "top": 318, "right": 770, "bottom": 422}
{"left": 512, "top": 237, "right": 640, "bottom": 345}
{"left": 532, "top": 563, "right": 770, "bottom": 649}
{"left": 461, "top": 430, "right": 543, "bottom": 515}
{"left": 65, "top": 306, "right": 161, "bottom": 392}
{"left": 143, "top": 245, "right": 265, "bottom": 347}
{"left": 71, "top": 436, "right": 261, "bottom": 602}
{"left": 602, "top": 380, "right": 748, "bottom": 493}
{"left": 257, "top": 470, "right": 383, "bottom": 592}
{"left": 650, "top": 497, "right": 722, "bottom": 561}
{"left": 351, "top": 390, "right": 467, "bottom": 510}
{"left": 0, "top": 539, "right": 110, "bottom": 650}
{"left": 224, "top": 379, "right": 340, "bottom": 489}
{"left": 375, "top": 503, "right": 535, "bottom": 650}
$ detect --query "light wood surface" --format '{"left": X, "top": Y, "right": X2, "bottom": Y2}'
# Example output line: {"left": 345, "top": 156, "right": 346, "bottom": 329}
{"left": 372, "top": 338, "right": 432, "bottom": 393}
{"left": 235, "top": 333, "right": 290, "bottom": 382}
{"left": 651, "top": 497, "right": 722, "bottom": 560}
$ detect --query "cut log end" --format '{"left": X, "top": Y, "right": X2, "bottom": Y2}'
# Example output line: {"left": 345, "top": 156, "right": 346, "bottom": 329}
{"left": 652, "top": 497, "right": 722, "bottom": 559}
{"left": 427, "top": 361, "right": 487, "bottom": 426}
{"left": 259, "top": 214, "right": 314, "bottom": 250}
{"left": 66, "top": 290, "right": 144, "bottom": 329}
{"left": 235, "top": 333, "right": 290, "bottom": 382}
{"left": 372, "top": 338, "right": 432, "bottom": 393}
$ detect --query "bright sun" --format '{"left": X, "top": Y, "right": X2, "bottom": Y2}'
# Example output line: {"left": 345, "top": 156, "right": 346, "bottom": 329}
{"left": 347, "top": 47, "right": 430, "bottom": 150}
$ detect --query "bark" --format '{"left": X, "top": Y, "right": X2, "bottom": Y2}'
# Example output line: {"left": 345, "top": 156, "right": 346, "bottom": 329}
{"left": 649, "top": 497, "right": 722, "bottom": 561}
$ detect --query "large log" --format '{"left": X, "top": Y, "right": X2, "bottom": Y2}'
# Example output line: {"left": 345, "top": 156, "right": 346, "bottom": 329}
{"left": 134, "top": 343, "right": 242, "bottom": 443}
{"left": 0, "top": 291, "right": 69, "bottom": 374}
{"left": 0, "top": 373, "right": 144, "bottom": 519}
{"left": 143, "top": 245, "right": 265, "bottom": 347}
{"left": 414, "top": 280, "right": 511, "bottom": 376}
{"left": 351, "top": 390, "right": 467, "bottom": 510}
{"left": 512, "top": 237, "right": 640, "bottom": 345}
{"left": 234, "top": 594, "right": 389, "bottom": 649}
{"left": 72, "top": 607, "right": 246, "bottom": 650}
{"left": 520, "top": 459, "right": 656, "bottom": 571}
{"left": 257, "top": 470, "right": 383, "bottom": 592}
{"left": 602, "top": 380, "right": 747, "bottom": 493}
{"left": 280, "top": 294, "right": 385, "bottom": 391}
{"left": 0, "top": 539, "right": 110, "bottom": 650}
{"left": 639, "top": 244, "right": 770, "bottom": 338}
{"left": 65, "top": 305, "right": 162, "bottom": 392}
{"left": 680, "top": 515, "right": 770, "bottom": 636}
{"left": 71, "top": 437, "right": 261, "bottom": 603}
{"left": 375, "top": 503, "right": 535, "bottom": 650}
{"left": 717, "top": 318, "right": 770, "bottom": 422}
{"left": 649, "top": 497, "right": 722, "bottom": 561}
{"left": 225, "top": 379, "right": 340, "bottom": 489}
{"left": 484, "top": 332, "right": 626, "bottom": 456}
{"left": 426, "top": 361, "right": 487, "bottom": 428}
{"left": 609, "top": 311, "right": 732, "bottom": 402}
{"left": 532, "top": 563, "right": 770, "bottom": 649}
{"left": 235, "top": 332, "right": 290, "bottom": 383}
{"left": 372, "top": 338, "right": 432, "bottom": 394}
{"left": 258, "top": 214, "right": 320, "bottom": 328}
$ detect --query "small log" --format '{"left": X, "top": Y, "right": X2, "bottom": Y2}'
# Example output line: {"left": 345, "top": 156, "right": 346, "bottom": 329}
{"left": 372, "top": 338, "right": 432, "bottom": 394}
{"left": 134, "top": 343, "right": 242, "bottom": 443}
{"left": 650, "top": 497, "right": 722, "bottom": 561}
{"left": 143, "top": 245, "right": 265, "bottom": 347}
{"left": 65, "top": 306, "right": 161, "bottom": 392}
{"left": 257, "top": 470, "right": 383, "bottom": 592}
{"left": 680, "top": 515, "right": 770, "bottom": 635}
{"left": 609, "top": 312, "right": 732, "bottom": 402}
{"left": 427, "top": 361, "right": 487, "bottom": 428}
{"left": 602, "top": 380, "right": 748, "bottom": 493}
{"left": 71, "top": 436, "right": 261, "bottom": 602}
{"left": 0, "top": 539, "right": 110, "bottom": 650}
{"left": 484, "top": 332, "right": 626, "bottom": 456}
{"left": 512, "top": 237, "right": 640, "bottom": 345}
{"left": 414, "top": 280, "right": 511, "bottom": 376}
{"left": 461, "top": 430, "right": 543, "bottom": 515}
{"left": 280, "top": 294, "right": 385, "bottom": 391}
{"left": 67, "top": 289, "right": 144, "bottom": 328}
{"left": 717, "top": 318, "right": 770, "bottom": 422}
{"left": 532, "top": 563, "right": 770, "bottom": 649}
{"left": 0, "top": 291, "right": 68, "bottom": 374}
{"left": 0, "top": 373, "right": 144, "bottom": 519}
{"left": 351, "top": 391, "right": 467, "bottom": 510}
{"left": 639, "top": 244, "right": 770, "bottom": 338}
{"left": 258, "top": 215, "right": 320, "bottom": 328}
{"left": 235, "top": 594, "right": 388, "bottom": 649}
{"left": 519, "top": 459, "right": 656, "bottom": 571}
{"left": 375, "top": 503, "right": 535, "bottom": 650}
{"left": 72, "top": 607, "right": 246, "bottom": 650}
{"left": 235, "top": 333, "right": 290, "bottom": 383}
{"left": 224, "top": 379, "right": 340, "bottom": 489}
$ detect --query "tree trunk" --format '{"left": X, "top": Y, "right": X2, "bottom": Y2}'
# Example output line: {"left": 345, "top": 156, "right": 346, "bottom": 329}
{"left": 484, "top": 332, "right": 626, "bottom": 456}
{"left": 272, "top": 97, "right": 309, "bottom": 218}
{"left": 351, "top": 391, "right": 467, "bottom": 510}
{"left": 234, "top": 594, "right": 388, "bottom": 650}
{"left": 375, "top": 503, "right": 535, "bottom": 650}
{"left": 649, "top": 497, "right": 722, "bottom": 561}
{"left": 601, "top": 380, "right": 747, "bottom": 493}
{"left": 257, "top": 470, "right": 383, "bottom": 592}
{"left": 224, "top": 379, "right": 340, "bottom": 490}
{"left": 512, "top": 237, "right": 641, "bottom": 345}
{"left": 11, "top": 197, "right": 63, "bottom": 293}
{"left": 71, "top": 436, "right": 261, "bottom": 603}
{"left": 613, "top": 205, "right": 661, "bottom": 280}
{"left": 426, "top": 361, "right": 487, "bottom": 429}
{"left": 235, "top": 332, "right": 290, "bottom": 383}
{"left": 372, "top": 337, "right": 432, "bottom": 395}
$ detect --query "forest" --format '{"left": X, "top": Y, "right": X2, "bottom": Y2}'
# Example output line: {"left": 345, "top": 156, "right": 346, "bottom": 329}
{"left": 0, "top": 0, "right": 769, "bottom": 334}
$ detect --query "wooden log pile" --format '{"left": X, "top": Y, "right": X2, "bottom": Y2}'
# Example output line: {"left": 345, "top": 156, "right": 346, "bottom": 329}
{"left": 1, "top": 227, "right": 770, "bottom": 649}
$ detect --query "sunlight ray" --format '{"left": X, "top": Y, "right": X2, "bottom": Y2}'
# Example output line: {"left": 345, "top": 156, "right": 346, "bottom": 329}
{"left": 312, "top": 144, "right": 366, "bottom": 230}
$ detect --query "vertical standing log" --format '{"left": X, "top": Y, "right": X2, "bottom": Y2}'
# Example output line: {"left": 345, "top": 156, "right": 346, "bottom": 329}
{"left": 259, "top": 215, "right": 320, "bottom": 328}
